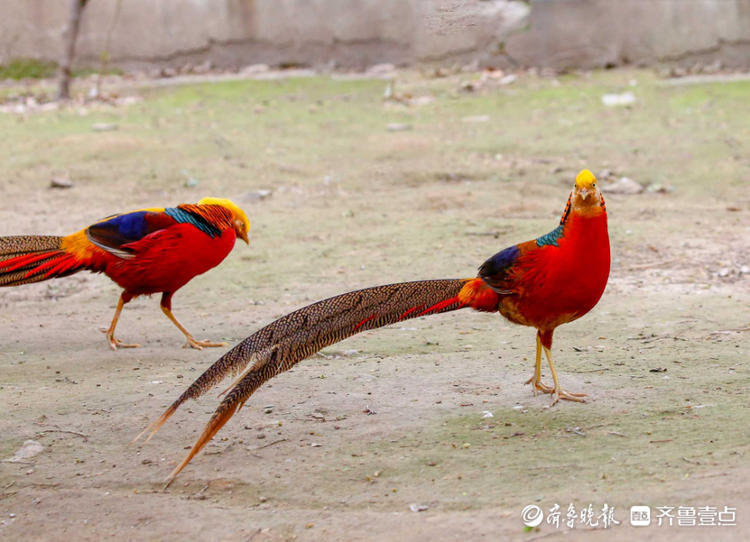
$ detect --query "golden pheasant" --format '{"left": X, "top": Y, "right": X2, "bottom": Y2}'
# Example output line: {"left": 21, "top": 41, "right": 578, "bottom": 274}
{"left": 0, "top": 197, "right": 249, "bottom": 350}
{"left": 138, "top": 170, "right": 610, "bottom": 484}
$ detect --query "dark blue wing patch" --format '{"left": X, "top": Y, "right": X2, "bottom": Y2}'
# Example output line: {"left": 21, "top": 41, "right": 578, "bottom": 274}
{"left": 86, "top": 211, "right": 157, "bottom": 254}
{"left": 478, "top": 244, "right": 520, "bottom": 295}
{"left": 164, "top": 207, "right": 221, "bottom": 238}
{"left": 478, "top": 245, "right": 520, "bottom": 278}
{"left": 535, "top": 224, "right": 564, "bottom": 247}
{"left": 100, "top": 211, "right": 151, "bottom": 240}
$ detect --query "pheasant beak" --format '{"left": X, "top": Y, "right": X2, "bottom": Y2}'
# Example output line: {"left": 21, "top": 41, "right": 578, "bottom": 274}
{"left": 234, "top": 218, "right": 250, "bottom": 244}
{"left": 579, "top": 187, "right": 590, "bottom": 200}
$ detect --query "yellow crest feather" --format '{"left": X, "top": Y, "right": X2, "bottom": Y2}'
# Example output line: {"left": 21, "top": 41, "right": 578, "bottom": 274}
{"left": 575, "top": 169, "right": 597, "bottom": 189}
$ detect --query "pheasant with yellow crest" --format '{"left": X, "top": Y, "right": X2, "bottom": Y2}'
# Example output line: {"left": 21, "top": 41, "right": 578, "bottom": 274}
{"left": 137, "top": 171, "right": 611, "bottom": 484}
{"left": 0, "top": 197, "right": 250, "bottom": 350}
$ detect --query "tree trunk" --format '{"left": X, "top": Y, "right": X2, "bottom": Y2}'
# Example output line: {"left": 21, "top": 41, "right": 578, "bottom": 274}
{"left": 58, "top": 0, "right": 89, "bottom": 101}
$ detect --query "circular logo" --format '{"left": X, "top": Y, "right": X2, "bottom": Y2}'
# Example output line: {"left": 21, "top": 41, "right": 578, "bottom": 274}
{"left": 521, "top": 504, "right": 544, "bottom": 527}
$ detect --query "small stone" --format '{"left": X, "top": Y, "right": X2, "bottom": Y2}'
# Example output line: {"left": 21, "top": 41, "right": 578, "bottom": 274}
{"left": 91, "top": 123, "right": 118, "bottom": 132}
{"left": 409, "top": 504, "right": 429, "bottom": 512}
{"left": 645, "top": 183, "right": 674, "bottom": 194}
{"left": 243, "top": 189, "right": 273, "bottom": 202}
{"left": 601, "top": 92, "right": 636, "bottom": 107}
{"left": 460, "top": 81, "right": 477, "bottom": 92}
{"left": 602, "top": 177, "right": 644, "bottom": 195}
{"left": 386, "top": 123, "right": 412, "bottom": 132}
{"left": 6, "top": 440, "right": 44, "bottom": 462}
{"left": 50, "top": 177, "right": 73, "bottom": 189}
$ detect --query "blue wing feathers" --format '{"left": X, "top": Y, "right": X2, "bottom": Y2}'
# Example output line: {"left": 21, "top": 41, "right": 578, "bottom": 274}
{"left": 103, "top": 211, "right": 152, "bottom": 240}
{"left": 86, "top": 211, "right": 176, "bottom": 253}
{"left": 477, "top": 244, "right": 520, "bottom": 294}
{"left": 478, "top": 245, "right": 519, "bottom": 278}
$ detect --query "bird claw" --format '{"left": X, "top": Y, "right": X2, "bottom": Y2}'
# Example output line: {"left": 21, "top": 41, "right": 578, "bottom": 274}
{"left": 525, "top": 376, "right": 554, "bottom": 396}
{"left": 550, "top": 389, "right": 587, "bottom": 406}
{"left": 101, "top": 327, "right": 141, "bottom": 350}
{"left": 526, "top": 376, "right": 586, "bottom": 404}
{"left": 110, "top": 339, "right": 141, "bottom": 350}
{"left": 182, "top": 338, "right": 227, "bottom": 350}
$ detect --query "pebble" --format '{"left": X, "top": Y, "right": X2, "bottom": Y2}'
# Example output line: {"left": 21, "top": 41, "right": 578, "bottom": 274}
{"left": 601, "top": 92, "right": 636, "bottom": 106}
{"left": 602, "top": 176, "right": 643, "bottom": 195}
{"left": 50, "top": 177, "right": 73, "bottom": 189}
{"left": 91, "top": 123, "right": 118, "bottom": 132}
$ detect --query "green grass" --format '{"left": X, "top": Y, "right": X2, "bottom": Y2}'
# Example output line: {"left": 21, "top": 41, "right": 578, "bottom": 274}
{"left": 0, "top": 57, "right": 57, "bottom": 79}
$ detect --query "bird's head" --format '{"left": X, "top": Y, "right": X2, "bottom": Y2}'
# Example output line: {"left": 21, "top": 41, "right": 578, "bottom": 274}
{"left": 571, "top": 169, "right": 605, "bottom": 213}
{"left": 198, "top": 197, "right": 250, "bottom": 244}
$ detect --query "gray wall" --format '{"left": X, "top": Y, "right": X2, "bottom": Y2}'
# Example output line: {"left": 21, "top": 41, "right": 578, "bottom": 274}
{"left": 507, "top": 0, "right": 750, "bottom": 70}
{"left": 1, "top": 0, "right": 749, "bottom": 71}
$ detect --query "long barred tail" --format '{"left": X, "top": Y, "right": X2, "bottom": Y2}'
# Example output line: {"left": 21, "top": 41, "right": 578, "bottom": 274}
{"left": 0, "top": 235, "right": 81, "bottom": 286}
{"left": 137, "top": 277, "right": 498, "bottom": 485}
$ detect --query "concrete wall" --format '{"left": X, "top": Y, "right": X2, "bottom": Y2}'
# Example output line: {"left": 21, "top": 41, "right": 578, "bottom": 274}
{"left": 1, "top": 0, "right": 749, "bottom": 71}
{"left": 506, "top": 0, "right": 750, "bottom": 70}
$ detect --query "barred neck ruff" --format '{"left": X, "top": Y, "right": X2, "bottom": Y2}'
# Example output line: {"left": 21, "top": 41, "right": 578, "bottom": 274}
{"left": 536, "top": 189, "right": 607, "bottom": 248}
{"left": 165, "top": 204, "right": 235, "bottom": 238}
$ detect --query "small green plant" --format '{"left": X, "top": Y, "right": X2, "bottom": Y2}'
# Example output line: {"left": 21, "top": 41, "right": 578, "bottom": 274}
{"left": 0, "top": 58, "right": 57, "bottom": 80}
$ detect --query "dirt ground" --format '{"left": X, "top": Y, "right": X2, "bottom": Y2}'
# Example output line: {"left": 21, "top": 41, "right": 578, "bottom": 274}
{"left": 1, "top": 69, "right": 749, "bottom": 541}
